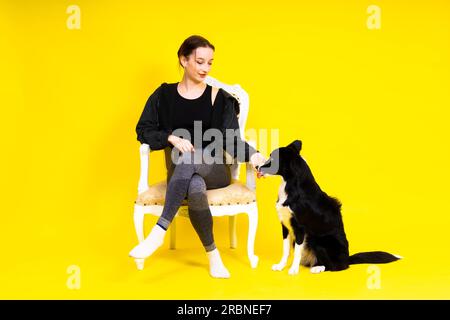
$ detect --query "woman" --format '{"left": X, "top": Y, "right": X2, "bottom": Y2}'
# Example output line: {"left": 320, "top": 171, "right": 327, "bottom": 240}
{"left": 129, "top": 35, "right": 266, "bottom": 278}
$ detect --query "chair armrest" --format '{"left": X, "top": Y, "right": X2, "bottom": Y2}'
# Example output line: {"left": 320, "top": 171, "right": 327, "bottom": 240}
{"left": 138, "top": 143, "right": 150, "bottom": 194}
{"left": 245, "top": 162, "right": 256, "bottom": 192}
{"left": 245, "top": 139, "right": 257, "bottom": 192}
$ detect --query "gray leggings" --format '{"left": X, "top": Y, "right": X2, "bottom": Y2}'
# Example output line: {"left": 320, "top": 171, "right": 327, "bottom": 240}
{"left": 158, "top": 148, "right": 231, "bottom": 252}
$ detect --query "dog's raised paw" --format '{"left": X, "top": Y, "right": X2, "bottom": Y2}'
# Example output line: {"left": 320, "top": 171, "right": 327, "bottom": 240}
{"left": 310, "top": 266, "right": 325, "bottom": 274}
{"left": 271, "top": 262, "right": 286, "bottom": 271}
{"left": 288, "top": 264, "right": 299, "bottom": 275}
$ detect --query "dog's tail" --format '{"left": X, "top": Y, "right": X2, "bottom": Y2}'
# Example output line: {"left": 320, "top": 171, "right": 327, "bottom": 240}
{"left": 348, "top": 251, "right": 402, "bottom": 265}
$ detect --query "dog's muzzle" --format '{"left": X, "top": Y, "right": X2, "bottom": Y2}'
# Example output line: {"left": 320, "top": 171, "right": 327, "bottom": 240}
{"left": 257, "top": 159, "right": 276, "bottom": 176}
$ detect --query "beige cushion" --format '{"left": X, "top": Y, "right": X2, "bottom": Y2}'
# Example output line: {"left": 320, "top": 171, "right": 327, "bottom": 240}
{"left": 135, "top": 179, "right": 256, "bottom": 206}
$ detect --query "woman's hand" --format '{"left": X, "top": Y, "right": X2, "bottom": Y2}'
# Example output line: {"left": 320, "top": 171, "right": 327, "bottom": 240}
{"left": 168, "top": 135, "right": 195, "bottom": 153}
{"left": 249, "top": 152, "right": 267, "bottom": 178}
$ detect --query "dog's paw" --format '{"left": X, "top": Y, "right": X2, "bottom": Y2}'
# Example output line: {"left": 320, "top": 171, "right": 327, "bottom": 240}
{"left": 288, "top": 264, "right": 300, "bottom": 275}
{"left": 310, "top": 266, "right": 325, "bottom": 274}
{"left": 271, "top": 262, "right": 287, "bottom": 271}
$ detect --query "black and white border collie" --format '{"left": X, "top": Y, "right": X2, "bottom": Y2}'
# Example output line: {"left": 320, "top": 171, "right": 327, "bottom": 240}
{"left": 258, "top": 140, "right": 401, "bottom": 274}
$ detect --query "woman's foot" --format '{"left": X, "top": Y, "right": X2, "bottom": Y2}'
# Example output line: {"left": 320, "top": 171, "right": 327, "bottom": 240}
{"left": 129, "top": 224, "right": 166, "bottom": 259}
{"left": 207, "top": 248, "right": 230, "bottom": 279}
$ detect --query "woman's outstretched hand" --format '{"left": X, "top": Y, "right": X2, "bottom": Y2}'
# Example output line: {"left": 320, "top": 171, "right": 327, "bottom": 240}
{"left": 168, "top": 135, "right": 195, "bottom": 153}
{"left": 249, "top": 152, "right": 267, "bottom": 179}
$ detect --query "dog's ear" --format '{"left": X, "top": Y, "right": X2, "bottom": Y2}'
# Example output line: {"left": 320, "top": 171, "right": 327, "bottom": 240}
{"left": 287, "top": 140, "right": 302, "bottom": 153}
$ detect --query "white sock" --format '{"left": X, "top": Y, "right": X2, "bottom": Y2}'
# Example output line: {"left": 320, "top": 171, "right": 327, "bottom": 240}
{"left": 129, "top": 224, "right": 166, "bottom": 259}
{"left": 207, "top": 248, "right": 230, "bottom": 279}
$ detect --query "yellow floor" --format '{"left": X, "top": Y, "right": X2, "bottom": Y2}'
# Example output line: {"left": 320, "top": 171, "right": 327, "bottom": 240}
{"left": 2, "top": 163, "right": 450, "bottom": 300}
{"left": 2, "top": 204, "right": 449, "bottom": 300}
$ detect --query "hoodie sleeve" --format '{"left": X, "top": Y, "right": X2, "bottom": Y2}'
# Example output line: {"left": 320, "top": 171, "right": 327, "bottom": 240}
{"left": 221, "top": 93, "right": 259, "bottom": 163}
{"left": 135, "top": 84, "right": 172, "bottom": 150}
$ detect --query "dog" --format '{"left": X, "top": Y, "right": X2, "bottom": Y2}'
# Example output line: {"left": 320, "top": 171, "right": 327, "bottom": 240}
{"left": 257, "top": 140, "right": 401, "bottom": 274}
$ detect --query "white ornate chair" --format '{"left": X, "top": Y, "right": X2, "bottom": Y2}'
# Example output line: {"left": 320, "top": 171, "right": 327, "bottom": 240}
{"left": 132, "top": 76, "right": 259, "bottom": 270}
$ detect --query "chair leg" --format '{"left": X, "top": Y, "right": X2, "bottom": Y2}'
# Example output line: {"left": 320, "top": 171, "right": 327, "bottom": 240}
{"left": 134, "top": 258, "right": 145, "bottom": 271}
{"left": 247, "top": 204, "right": 259, "bottom": 268}
{"left": 170, "top": 217, "right": 177, "bottom": 249}
{"left": 133, "top": 205, "right": 145, "bottom": 270}
{"left": 229, "top": 216, "right": 237, "bottom": 249}
{"left": 133, "top": 205, "right": 145, "bottom": 243}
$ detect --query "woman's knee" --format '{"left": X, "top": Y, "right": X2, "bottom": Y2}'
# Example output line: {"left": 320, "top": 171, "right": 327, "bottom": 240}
{"left": 187, "top": 175, "right": 210, "bottom": 211}
{"left": 188, "top": 174, "right": 206, "bottom": 196}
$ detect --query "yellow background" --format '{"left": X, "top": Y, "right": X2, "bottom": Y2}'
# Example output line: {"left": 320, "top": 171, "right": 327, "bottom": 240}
{"left": 1, "top": 0, "right": 449, "bottom": 299}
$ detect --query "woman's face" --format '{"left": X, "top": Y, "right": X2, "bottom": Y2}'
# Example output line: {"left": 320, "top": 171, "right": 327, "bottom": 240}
{"left": 181, "top": 46, "right": 214, "bottom": 82}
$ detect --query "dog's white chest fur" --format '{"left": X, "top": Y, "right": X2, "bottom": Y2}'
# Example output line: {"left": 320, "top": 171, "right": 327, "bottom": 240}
{"left": 276, "top": 179, "right": 294, "bottom": 231}
{"left": 274, "top": 179, "right": 318, "bottom": 270}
